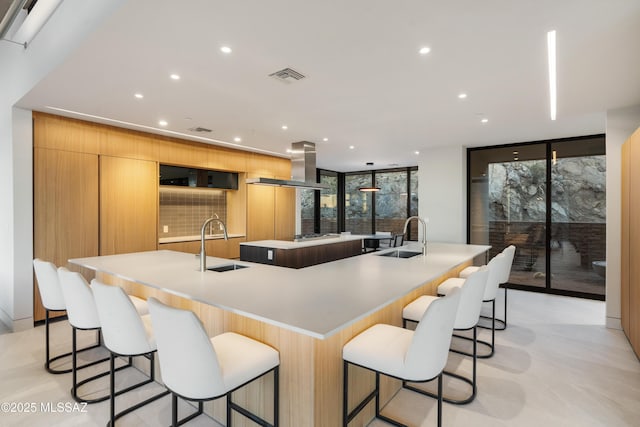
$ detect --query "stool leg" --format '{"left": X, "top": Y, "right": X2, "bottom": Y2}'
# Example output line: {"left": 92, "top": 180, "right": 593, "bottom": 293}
{"left": 45, "top": 309, "right": 51, "bottom": 371}
{"left": 273, "top": 366, "right": 279, "bottom": 426}
{"left": 504, "top": 286, "right": 508, "bottom": 328}
{"left": 171, "top": 393, "right": 178, "bottom": 427}
{"left": 437, "top": 373, "right": 443, "bottom": 427}
{"left": 342, "top": 361, "right": 348, "bottom": 427}
{"left": 71, "top": 327, "right": 78, "bottom": 399}
{"left": 109, "top": 353, "right": 115, "bottom": 427}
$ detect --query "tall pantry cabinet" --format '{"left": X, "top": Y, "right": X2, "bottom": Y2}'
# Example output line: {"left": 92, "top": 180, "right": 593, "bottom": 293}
{"left": 622, "top": 126, "right": 640, "bottom": 358}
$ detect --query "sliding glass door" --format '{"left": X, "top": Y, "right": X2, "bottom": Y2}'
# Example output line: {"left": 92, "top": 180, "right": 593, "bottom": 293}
{"left": 468, "top": 135, "right": 605, "bottom": 299}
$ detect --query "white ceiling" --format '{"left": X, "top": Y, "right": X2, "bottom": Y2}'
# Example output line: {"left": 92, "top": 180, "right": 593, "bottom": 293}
{"left": 17, "top": 0, "right": 640, "bottom": 172}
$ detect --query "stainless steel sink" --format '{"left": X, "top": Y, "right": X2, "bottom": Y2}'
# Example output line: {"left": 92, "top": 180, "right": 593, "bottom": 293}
{"left": 376, "top": 250, "right": 423, "bottom": 259}
{"left": 207, "top": 264, "right": 249, "bottom": 272}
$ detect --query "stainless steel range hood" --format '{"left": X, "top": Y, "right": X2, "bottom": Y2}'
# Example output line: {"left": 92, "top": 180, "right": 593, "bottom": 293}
{"left": 246, "top": 141, "right": 329, "bottom": 190}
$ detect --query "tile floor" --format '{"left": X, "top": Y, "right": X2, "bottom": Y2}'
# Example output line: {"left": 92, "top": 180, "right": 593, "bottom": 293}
{"left": 1, "top": 290, "right": 639, "bottom": 426}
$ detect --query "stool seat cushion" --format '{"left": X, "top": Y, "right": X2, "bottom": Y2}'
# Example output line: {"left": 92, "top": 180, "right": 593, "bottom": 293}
{"left": 343, "top": 324, "right": 413, "bottom": 379}
{"left": 212, "top": 332, "right": 279, "bottom": 394}
{"left": 437, "top": 277, "right": 465, "bottom": 296}
{"left": 402, "top": 295, "right": 438, "bottom": 323}
{"left": 459, "top": 265, "right": 480, "bottom": 279}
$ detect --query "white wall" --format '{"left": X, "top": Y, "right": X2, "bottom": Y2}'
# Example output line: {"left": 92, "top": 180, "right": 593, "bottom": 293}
{"left": 0, "top": 0, "right": 127, "bottom": 331}
{"left": 605, "top": 105, "right": 640, "bottom": 330}
{"left": 418, "top": 145, "right": 466, "bottom": 244}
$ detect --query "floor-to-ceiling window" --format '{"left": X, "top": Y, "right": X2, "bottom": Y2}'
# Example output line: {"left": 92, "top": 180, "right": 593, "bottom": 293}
{"left": 345, "top": 172, "right": 374, "bottom": 234}
{"left": 468, "top": 135, "right": 606, "bottom": 299}
{"left": 300, "top": 167, "right": 418, "bottom": 236}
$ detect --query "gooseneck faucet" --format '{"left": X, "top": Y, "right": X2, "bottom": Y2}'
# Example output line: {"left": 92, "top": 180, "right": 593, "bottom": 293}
{"left": 200, "top": 217, "right": 228, "bottom": 272}
{"left": 403, "top": 216, "right": 428, "bottom": 255}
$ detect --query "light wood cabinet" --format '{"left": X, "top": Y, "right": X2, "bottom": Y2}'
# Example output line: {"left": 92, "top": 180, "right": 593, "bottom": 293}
{"left": 99, "top": 156, "right": 158, "bottom": 255}
{"left": 247, "top": 184, "right": 276, "bottom": 241}
{"left": 275, "top": 187, "right": 296, "bottom": 240}
{"left": 33, "top": 148, "right": 99, "bottom": 321}
{"left": 622, "top": 126, "right": 640, "bottom": 358}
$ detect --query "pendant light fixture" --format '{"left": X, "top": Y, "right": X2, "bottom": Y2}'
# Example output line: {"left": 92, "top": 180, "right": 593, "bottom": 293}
{"left": 358, "top": 162, "right": 380, "bottom": 192}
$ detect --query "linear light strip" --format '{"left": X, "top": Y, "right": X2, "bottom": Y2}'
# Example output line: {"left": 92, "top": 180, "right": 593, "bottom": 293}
{"left": 547, "top": 30, "right": 557, "bottom": 121}
{"left": 44, "top": 106, "right": 288, "bottom": 158}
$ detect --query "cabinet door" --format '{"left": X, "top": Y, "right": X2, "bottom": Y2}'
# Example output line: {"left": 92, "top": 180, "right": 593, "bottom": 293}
{"left": 275, "top": 187, "right": 296, "bottom": 240}
{"left": 247, "top": 184, "right": 275, "bottom": 241}
{"left": 33, "top": 148, "right": 99, "bottom": 321}
{"left": 630, "top": 132, "right": 640, "bottom": 354}
{"left": 100, "top": 156, "right": 158, "bottom": 255}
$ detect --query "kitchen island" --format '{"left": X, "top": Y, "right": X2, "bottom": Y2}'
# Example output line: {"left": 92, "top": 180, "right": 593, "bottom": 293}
{"left": 70, "top": 242, "right": 489, "bottom": 426}
{"left": 239, "top": 234, "right": 364, "bottom": 268}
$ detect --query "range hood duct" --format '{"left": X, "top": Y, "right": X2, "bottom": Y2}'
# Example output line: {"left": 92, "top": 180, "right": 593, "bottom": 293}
{"left": 246, "top": 141, "right": 329, "bottom": 190}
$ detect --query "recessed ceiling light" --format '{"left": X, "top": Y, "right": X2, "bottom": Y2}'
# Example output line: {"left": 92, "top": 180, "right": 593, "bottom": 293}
{"left": 481, "top": 118, "right": 489, "bottom": 124}
{"left": 323, "top": 137, "right": 329, "bottom": 142}
{"left": 458, "top": 93, "right": 467, "bottom": 99}
{"left": 419, "top": 46, "right": 431, "bottom": 55}
{"left": 134, "top": 93, "right": 144, "bottom": 99}
{"left": 158, "top": 120, "right": 168, "bottom": 127}
{"left": 513, "top": 151, "right": 519, "bottom": 155}
{"left": 414, "top": 151, "right": 420, "bottom": 155}
{"left": 220, "top": 46, "right": 232, "bottom": 54}
{"left": 233, "top": 137, "right": 242, "bottom": 143}
{"left": 547, "top": 30, "right": 557, "bottom": 121}
{"left": 349, "top": 145, "right": 355, "bottom": 150}
{"left": 281, "top": 125, "right": 288, "bottom": 130}
{"left": 170, "top": 74, "right": 180, "bottom": 80}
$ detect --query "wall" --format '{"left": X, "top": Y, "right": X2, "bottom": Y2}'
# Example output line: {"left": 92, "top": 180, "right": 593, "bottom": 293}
{"left": 0, "top": 0, "right": 126, "bottom": 331}
{"left": 605, "top": 104, "right": 640, "bottom": 329}
{"left": 418, "top": 145, "right": 466, "bottom": 243}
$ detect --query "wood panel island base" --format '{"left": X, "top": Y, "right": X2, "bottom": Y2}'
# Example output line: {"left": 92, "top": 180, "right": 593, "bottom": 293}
{"left": 70, "top": 242, "right": 489, "bottom": 426}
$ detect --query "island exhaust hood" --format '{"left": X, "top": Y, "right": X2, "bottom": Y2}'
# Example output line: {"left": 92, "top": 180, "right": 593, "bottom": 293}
{"left": 246, "top": 141, "right": 329, "bottom": 190}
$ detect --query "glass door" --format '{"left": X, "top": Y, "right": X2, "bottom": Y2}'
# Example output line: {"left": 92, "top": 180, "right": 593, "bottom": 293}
{"left": 549, "top": 138, "right": 606, "bottom": 296}
{"left": 468, "top": 135, "right": 606, "bottom": 299}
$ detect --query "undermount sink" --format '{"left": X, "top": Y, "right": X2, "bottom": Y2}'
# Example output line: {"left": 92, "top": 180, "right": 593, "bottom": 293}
{"left": 376, "top": 250, "right": 423, "bottom": 259}
{"left": 207, "top": 263, "right": 249, "bottom": 272}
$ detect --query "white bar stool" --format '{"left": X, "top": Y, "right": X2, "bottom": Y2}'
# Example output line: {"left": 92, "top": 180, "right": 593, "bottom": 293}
{"left": 33, "top": 259, "right": 101, "bottom": 374}
{"left": 58, "top": 267, "right": 149, "bottom": 404}
{"left": 459, "top": 245, "right": 516, "bottom": 330}
{"left": 147, "top": 297, "right": 280, "bottom": 427}
{"left": 92, "top": 280, "right": 170, "bottom": 426}
{"left": 402, "top": 268, "right": 489, "bottom": 404}
{"left": 342, "top": 288, "right": 461, "bottom": 427}
{"left": 436, "top": 253, "right": 505, "bottom": 358}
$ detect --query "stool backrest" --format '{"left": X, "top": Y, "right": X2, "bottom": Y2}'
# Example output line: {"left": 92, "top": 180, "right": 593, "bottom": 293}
{"left": 58, "top": 267, "right": 100, "bottom": 330}
{"left": 454, "top": 267, "right": 489, "bottom": 329}
{"left": 33, "top": 259, "right": 65, "bottom": 311}
{"left": 148, "top": 297, "right": 224, "bottom": 399}
{"left": 404, "top": 287, "right": 460, "bottom": 381}
{"left": 91, "top": 280, "right": 154, "bottom": 356}
{"left": 483, "top": 253, "right": 506, "bottom": 301}
{"left": 392, "top": 234, "right": 404, "bottom": 247}
{"left": 499, "top": 245, "right": 516, "bottom": 284}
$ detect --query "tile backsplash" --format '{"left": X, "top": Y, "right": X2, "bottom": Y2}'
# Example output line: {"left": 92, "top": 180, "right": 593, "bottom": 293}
{"left": 159, "top": 187, "right": 227, "bottom": 237}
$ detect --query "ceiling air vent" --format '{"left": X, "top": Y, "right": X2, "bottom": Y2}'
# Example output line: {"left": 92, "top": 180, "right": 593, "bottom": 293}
{"left": 269, "top": 67, "right": 306, "bottom": 83}
{"left": 188, "top": 126, "right": 212, "bottom": 133}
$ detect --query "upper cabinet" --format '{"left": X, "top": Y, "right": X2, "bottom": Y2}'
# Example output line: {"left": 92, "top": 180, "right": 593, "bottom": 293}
{"left": 100, "top": 156, "right": 158, "bottom": 255}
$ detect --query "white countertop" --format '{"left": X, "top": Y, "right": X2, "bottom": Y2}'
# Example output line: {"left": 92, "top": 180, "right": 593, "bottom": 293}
{"left": 240, "top": 234, "right": 365, "bottom": 249}
{"left": 70, "top": 242, "right": 489, "bottom": 339}
{"left": 159, "top": 233, "right": 245, "bottom": 244}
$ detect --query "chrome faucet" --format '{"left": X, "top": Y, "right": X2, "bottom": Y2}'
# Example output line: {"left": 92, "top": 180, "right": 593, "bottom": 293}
{"left": 208, "top": 213, "right": 219, "bottom": 235}
{"left": 403, "top": 216, "right": 428, "bottom": 255}
{"left": 200, "top": 217, "right": 228, "bottom": 272}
